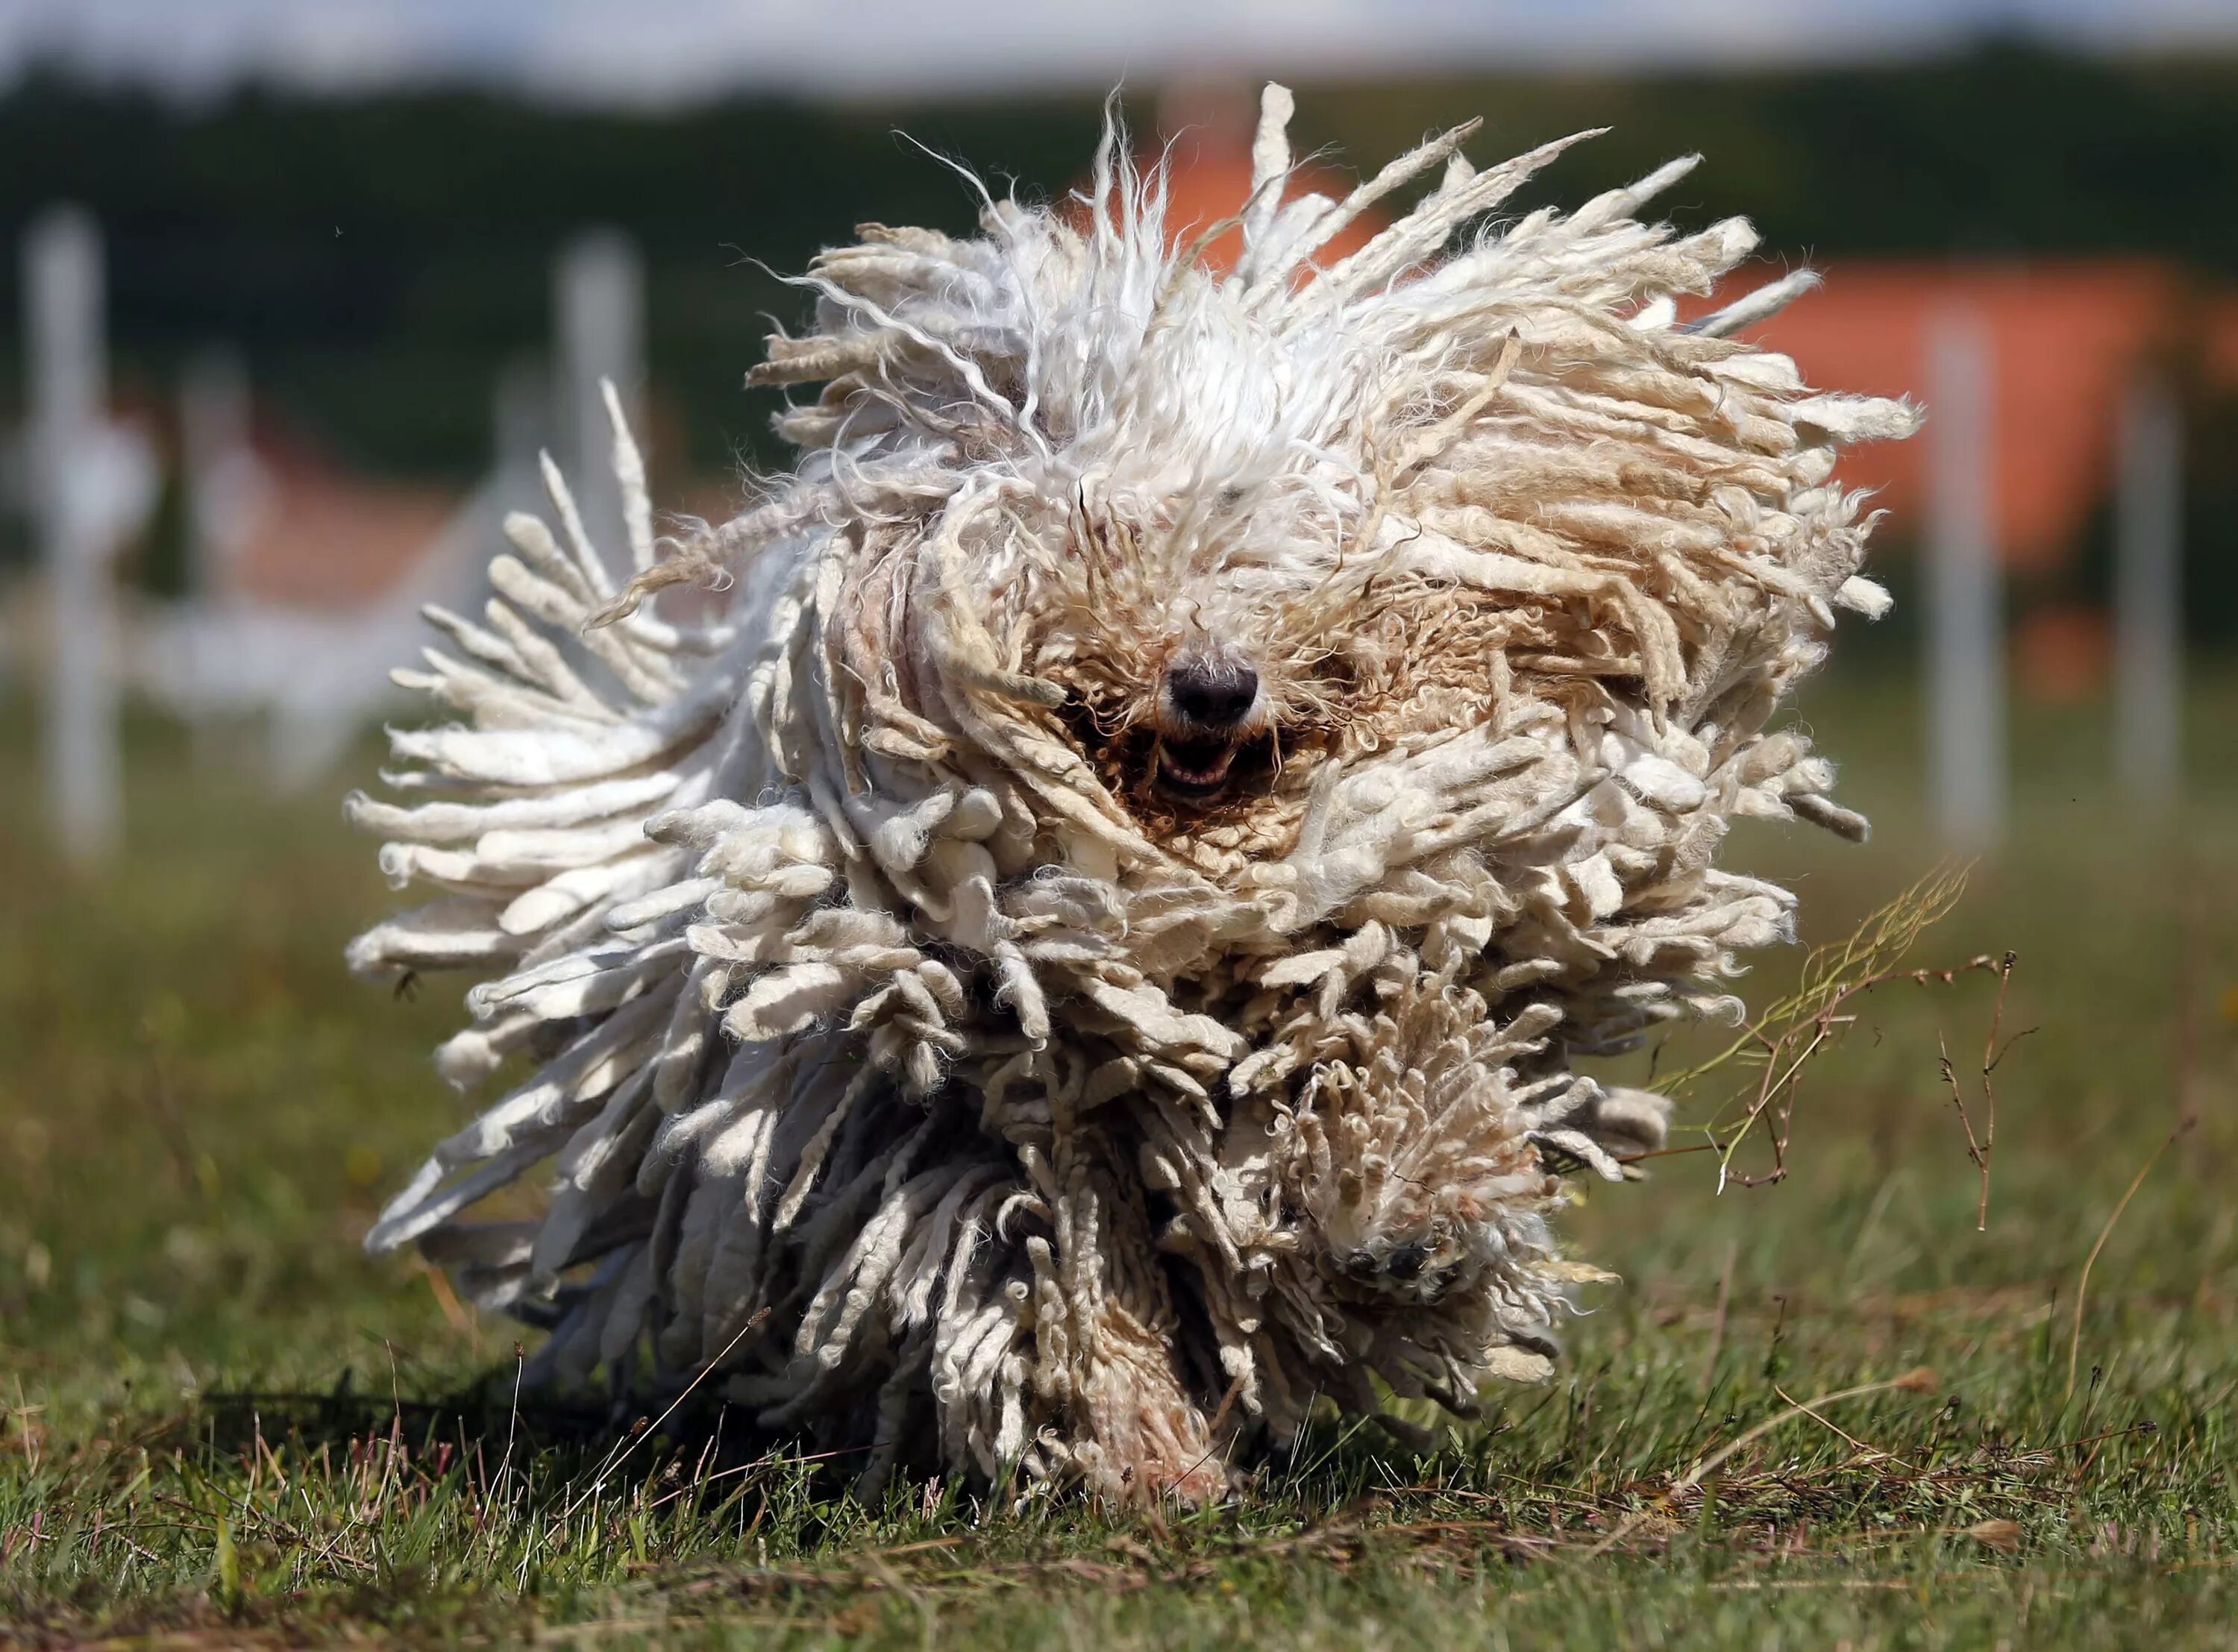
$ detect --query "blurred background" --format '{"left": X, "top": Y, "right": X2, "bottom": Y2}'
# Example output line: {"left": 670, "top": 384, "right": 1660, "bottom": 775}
{"left": 4, "top": 2, "right": 2238, "bottom": 802}
{"left": 0, "top": 2, "right": 2232, "bottom": 1404}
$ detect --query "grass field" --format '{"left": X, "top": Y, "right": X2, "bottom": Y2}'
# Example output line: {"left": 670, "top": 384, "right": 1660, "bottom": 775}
{"left": 1, "top": 670, "right": 2234, "bottom": 1648}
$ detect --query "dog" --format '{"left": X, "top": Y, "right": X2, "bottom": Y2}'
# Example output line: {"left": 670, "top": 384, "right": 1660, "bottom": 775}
{"left": 350, "top": 85, "right": 1915, "bottom": 1501}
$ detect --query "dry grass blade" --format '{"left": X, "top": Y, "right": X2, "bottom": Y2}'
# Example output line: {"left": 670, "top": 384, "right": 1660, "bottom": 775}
{"left": 1584, "top": 1366, "right": 1939, "bottom": 1559}
{"left": 548, "top": 1306, "right": 770, "bottom": 1535}
{"left": 2063, "top": 1116, "right": 2196, "bottom": 1406}
{"left": 1666, "top": 864, "right": 1972, "bottom": 1096}
{"left": 1656, "top": 863, "right": 2013, "bottom": 1192}
{"left": 1772, "top": 1381, "right": 1916, "bottom": 1471}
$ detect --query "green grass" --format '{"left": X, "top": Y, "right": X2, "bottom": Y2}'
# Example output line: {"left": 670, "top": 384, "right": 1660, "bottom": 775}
{"left": 3, "top": 672, "right": 2236, "bottom": 1648}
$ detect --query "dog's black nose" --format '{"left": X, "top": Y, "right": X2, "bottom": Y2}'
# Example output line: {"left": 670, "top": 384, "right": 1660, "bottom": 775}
{"left": 1165, "top": 656, "right": 1259, "bottom": 728}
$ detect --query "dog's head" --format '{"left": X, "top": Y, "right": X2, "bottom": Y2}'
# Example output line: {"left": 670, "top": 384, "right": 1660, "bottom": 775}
{"left": 754, "top": 105, "right": 1902, "bottom": 896}
{"left": 1024, "top": 469, "right": 1515, "bottom": 855}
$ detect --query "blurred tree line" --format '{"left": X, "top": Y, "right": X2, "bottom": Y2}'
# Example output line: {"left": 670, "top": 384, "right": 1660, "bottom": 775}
{"left": 0, "top": 40, "right": 2234, "bottom": 611}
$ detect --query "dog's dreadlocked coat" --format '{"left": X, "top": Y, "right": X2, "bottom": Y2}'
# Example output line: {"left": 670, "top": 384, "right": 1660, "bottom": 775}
{"left": 350, "top": 87, "right": 1916, "bottom": 1501}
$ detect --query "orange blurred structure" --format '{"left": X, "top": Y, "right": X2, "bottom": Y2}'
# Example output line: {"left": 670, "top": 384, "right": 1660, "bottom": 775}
{"left": 1728, "top": 261, "right": 2238, "bottom": 697}
{"left": 1728, "top": 260, "right": 2232, "bottom": 570}
{"left": 219, "top": 437, "right": 456, "bottom": 612}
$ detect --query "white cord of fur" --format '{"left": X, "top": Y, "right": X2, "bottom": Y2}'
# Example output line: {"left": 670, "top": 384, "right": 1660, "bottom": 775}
{"left": 351, "top": 86, "right": 1916, "bottom": 1502}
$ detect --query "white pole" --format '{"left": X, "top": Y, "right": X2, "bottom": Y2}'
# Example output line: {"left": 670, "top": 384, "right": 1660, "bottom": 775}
{"left": 1923, "top": 308, "right": 2005, "bottom": 849}
{"left": 2112, "top": 374, "right": 2181, "bottom": 812}
{"left": 27, "top": 206, "right": 121, "bottom": 861}
{"left": 555, "top": 230, "right": 643, "bottom": 557}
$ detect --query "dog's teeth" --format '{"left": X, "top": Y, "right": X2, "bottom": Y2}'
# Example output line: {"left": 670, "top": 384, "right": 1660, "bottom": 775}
{"left": 1154, "top": 732, "right": 1243, "bottom": 796}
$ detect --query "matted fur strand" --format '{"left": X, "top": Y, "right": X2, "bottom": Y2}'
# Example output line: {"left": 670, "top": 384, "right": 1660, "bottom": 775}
{"left": 349, "top": 86, "right": 1916, "bottom": 1503}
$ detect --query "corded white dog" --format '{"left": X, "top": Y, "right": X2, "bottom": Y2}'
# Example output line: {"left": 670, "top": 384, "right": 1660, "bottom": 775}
{"left": 350, "top": 86, "right": 1915, "bottom": 1501}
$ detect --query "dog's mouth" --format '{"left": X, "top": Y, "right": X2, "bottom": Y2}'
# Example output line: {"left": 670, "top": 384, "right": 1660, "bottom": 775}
{"left": 1153, "top": 731, "right": 1247, "bottom": 803}
{"left": 1062, "top": 680, "right": 1287, "bottom": 815}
